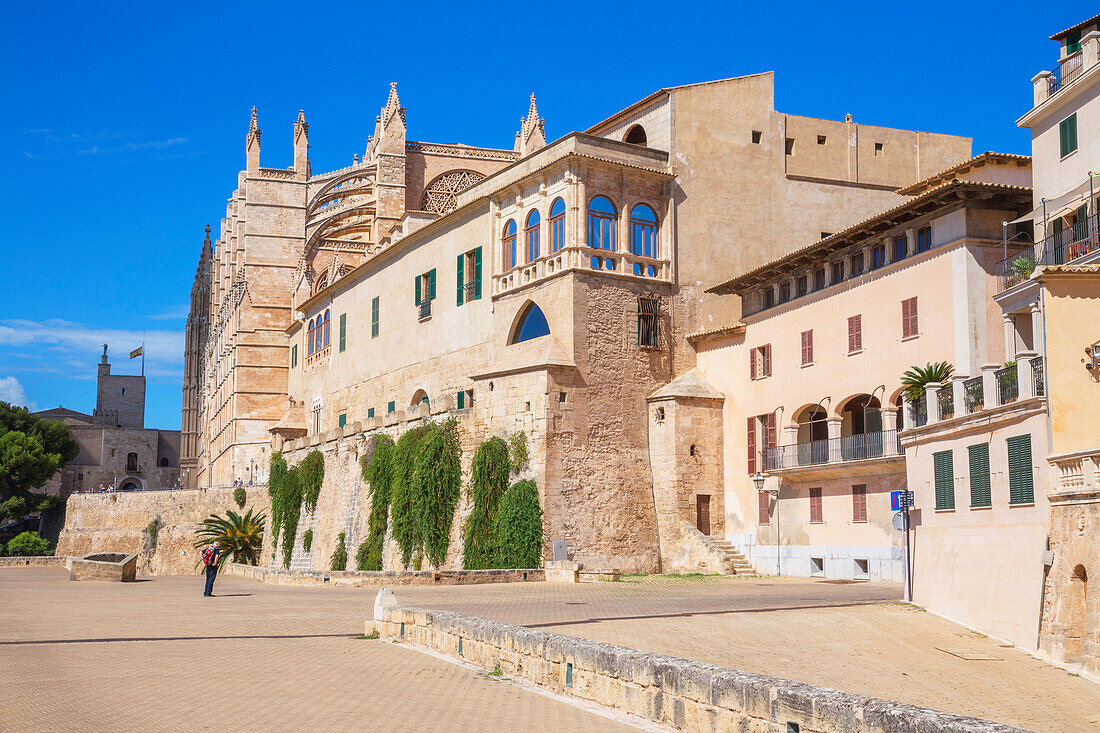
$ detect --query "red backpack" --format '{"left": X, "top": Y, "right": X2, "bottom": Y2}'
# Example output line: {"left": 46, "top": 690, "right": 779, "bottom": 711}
{"left": 201, "top": 546, "right": 218, "bottom": 567}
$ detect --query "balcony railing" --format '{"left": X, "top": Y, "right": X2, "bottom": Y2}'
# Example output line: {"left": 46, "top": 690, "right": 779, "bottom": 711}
{"left": 1031, "top": 356, "right": 1045, "bottom": 397}
{"left": 938, "top": 388, "right": 954, "bottom": 420}
{"left": 1052, "top": 52, "right": 1085, "bottom": 94}
{"left": 997, "top": 364, "right": 1019, "bottom": 405}
{"left": 763, "top": 429, "right": 901, "bottom": 471}
{"left": 910, "top": 395, "right": 928, "bottom": 428}
{"left": 997, "top": 212, "right": 1100, "bottom": 291}
{"left": 964, "top": 376, "right": 984, "bottom": 414}
{"left": 418, "top": 299, "right": 432, "bottom": 320}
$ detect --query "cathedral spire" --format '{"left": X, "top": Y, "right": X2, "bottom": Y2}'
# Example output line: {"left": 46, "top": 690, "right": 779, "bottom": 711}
{"left": 294, "top": 109, "right": 309, "bottom": 177}
{"left": 246, "top": 107, "right": 261, "bottom": 173}
{"left": 514, "top": 93, "right": 546, "bottom": 156}
{"left": 381, "top": 82, "right": 406, "bottom": 127}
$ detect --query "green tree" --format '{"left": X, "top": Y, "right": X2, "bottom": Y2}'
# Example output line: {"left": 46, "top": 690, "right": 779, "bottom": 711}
{"left": 359, "top": 435, "right": 394, "bottom": 571}
{"left": 0, "top": 402, "right": 79, "bottom": 520}
{"left": 901, "top": 361, "right": 955, "bottom": 402}
{"left": 193, "top": 509, "right": 266, "bottom": 570}
{"left": 6, "top": 530, "right": 53, "bottom": 557}
{"left": 298, "top": 450, "right": 325, "bottom": 512}
{"left": 413, "top": 419, "right": 462, "bottom": 568}
{"left": 493, "top": 480, "right": 543, "bottom": 569}
{"left": 390, "top": 424, "right": 433, "bottom": 568}
{"left": 462, "top": 436, "right": 511, "bottom": 569}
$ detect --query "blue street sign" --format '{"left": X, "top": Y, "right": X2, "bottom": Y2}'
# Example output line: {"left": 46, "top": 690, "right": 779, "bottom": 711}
{"left": 891, "top": 490, "right": 915, "bottom": 511}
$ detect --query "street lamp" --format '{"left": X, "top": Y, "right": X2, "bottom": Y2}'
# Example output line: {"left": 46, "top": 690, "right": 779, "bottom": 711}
{"left": 753, "top": 472, "right": 781, "bottom": 576}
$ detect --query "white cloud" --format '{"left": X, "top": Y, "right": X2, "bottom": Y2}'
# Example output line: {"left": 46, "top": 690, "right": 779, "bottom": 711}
{"left": 0, "top": 377, "right": 36, "bottom": 410}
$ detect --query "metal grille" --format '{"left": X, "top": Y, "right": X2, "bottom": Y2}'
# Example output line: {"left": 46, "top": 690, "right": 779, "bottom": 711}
{"left": 418, "top": 299, "right": 432, "bottom": 320}
{"left": 964, "top": 377, "right": 984, "bottom": 413}
{"left": 938, "top": 388, "right": 954, "bottom": 420}
{"left": 1031, "top": 357, "right": 1045, "bottom": 397}
{"left": 762, "top": 430, "right": 899, "bottom": 470}
{"left": 638, "top": 296, "right": 660, "bottom": 349}
{"left": 996, "top": 364, "right": 1019, "bottom": 405}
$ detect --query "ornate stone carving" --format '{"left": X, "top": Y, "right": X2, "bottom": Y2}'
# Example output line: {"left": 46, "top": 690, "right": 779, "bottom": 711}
{"left": 420, "top": 170, "right": 486, "bottom": 214}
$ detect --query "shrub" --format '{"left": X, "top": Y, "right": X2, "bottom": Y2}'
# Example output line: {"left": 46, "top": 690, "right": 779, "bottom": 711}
{"left": 359, "top": 435, "right": 394, "bottom": 571}
{"left": 412, "top": 419, "right": 463, "bottom": 568}
{"left": 390, "top": 424, "right": 433, "bottom": 568}
{"left": 6, "top": 531, "right": 53, "bottom": 557}
{"left": 302, "top": 529, "right": 313, "bottom": 553}
{"left": 268, "top": 452, "right": 289, "bottom": 540}
{"left": 299, "top": 450, "right": 325, "bottom": 513}
{"left": 146, "top": 520, "right": 159, "bottom": 547}
{"left": 463, "top": 436, "right": 511, "bottom": 570}
{"left": 493, "top": 480, "right": 543, "bottom": 569}
{"left": 508, "top": 432, "right": 528, "bottom": 470}
{"left": 279, "top": 469, "right": 303, "bottom": 569}
{"left": 330, "top": 531, "right": 347, "bottom": 571}
{"left": 193, "top": 509, "right": 265, "bottom": 569}
{"left": 233, "top": 487, "right": 246, "bottom": 508}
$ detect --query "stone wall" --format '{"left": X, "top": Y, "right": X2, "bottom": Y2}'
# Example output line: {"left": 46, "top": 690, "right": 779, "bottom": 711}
{"left": 1040, "top": 493, "right": 1100, "bottom": 676}
{"left": 223, "top": 562, "right": 542, "bottom": 587}
{"left": 373, "top": 603, "right": 1025, "bottom": 733}
{"left": 57, "top": 488, "right": 269, "bottom": 576}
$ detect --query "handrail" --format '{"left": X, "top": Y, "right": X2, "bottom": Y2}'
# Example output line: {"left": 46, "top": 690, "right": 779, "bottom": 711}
{"left": 996, "top": 364, "right": 1019, "bottom": 405}
{"left": 763, "top": 429, "right": 901, "bottom": 471}
{"left": 996, "top": 212, "right": 1099, "bottom": 291}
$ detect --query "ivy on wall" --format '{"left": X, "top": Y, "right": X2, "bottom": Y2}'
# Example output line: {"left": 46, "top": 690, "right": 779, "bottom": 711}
{"left": 330, "top": 531, "right": 347, "bottom": 571}
{"left": 299, "top": 451, "right": 325, "bottom": 513}
{"left": 462, "top": 436, "right": 511, "bottom": 570}
{"left": 413, "top": 419, "right": 463, "bottom": 568}
{"left": 268, "top": 449, "right": 325, "bottom": 569}
{"left": 390, "top": 423, "right": 434, "bottom": 568}
{"left": 357, "top": 435, "right": 394, "bottom": 571}
{"left": 493, "top": 479, "right": 543, "bottom": 569}
{"left": 302, "top": 529, "right": 313, "bottom": 554}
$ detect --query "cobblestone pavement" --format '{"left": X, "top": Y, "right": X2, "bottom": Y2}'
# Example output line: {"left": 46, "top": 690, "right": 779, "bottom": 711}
{"left": 5, "top": 569, "right": 1099, "bottom": 732}
{"left": 0, "top": 568, "right": 639, "bottom": 733}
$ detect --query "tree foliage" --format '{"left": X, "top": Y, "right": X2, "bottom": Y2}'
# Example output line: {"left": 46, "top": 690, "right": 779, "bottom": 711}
{"left": 413, "top": 419, "right": 463, "bottom": 568}
{"left": 302, "top": 529, "right": 313, "bottom": 553}
{"left": 6, "top": 530, "right": 53, "bottom": 557}
{"left": 0, "top": 402, "right": 79, "bottom": 519}
{"left": 390, "top": 424, "right": 433, "bottom": 568}
{"left": 279, "top": 469, "right": 302, "bottom": 569}
{"left": 462, "top": 436, "right": 511, "bottom": 570}
{"left": 194, "top": 509, "right": 266, "bottom": 570}
{"left": 493, "top": 480, "right": 543, "bottom": 569}
{"left": 330, "top": 531, "right": 348, "bottom": 571}
{"left": 359, "top": 435, "right": 394, "bottom": 571}
{"left": 508, "top": 431, "right": 529, "bottom": 470}
{"left": 298, "top": 450, "right": 325, "bottom": 512}
{"left": 901, "top": 361, "right": 955, "bottom": 402}
{"left": 233, "top": 487, "right": 247, "bottom": 508}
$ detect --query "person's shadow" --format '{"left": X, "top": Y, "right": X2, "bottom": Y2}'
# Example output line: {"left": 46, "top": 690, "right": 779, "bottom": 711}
{"left": 212, "top": 593, "right": 253, "bottom": 597}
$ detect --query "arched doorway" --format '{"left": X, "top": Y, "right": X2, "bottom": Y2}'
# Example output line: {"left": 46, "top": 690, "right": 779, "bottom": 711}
{"left": 840, "top": 395, "right": 882, "bottom": 459}
{"left": 118, "top": 479, "right": 142, "bottom": 492}
{"left": 1066, "top": 564, "right": 1089, "bottom": 664}
{"left": 794, "top": 405, "right": 829, "bottom": 465}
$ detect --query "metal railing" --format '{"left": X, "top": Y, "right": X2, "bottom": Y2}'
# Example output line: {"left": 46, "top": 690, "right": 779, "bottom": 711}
{"left": 964, "top": 376, "right": 984, "bottom": 413}
{"left": 909, "top": 395, "right": 927, "bottom": 428}
{"left": 762, "top": 429, "right": 900, "bottom": 471}
{"left": 1031, "top": 356, "right": 1045, "bottom": 397}
{"left": 997, "top": 364, "right": 1019, "bottom": 405}
{"left": 997, "top": 212, "right": 1099, "bottom": 291}
{"left": 938, "top": 388, "right": 954, "bottom": 420}
{"left": 1052, "top": 52, "right": 1085, "bottom": 94}
{"left": 418, "top": 299, "right": 432, "bottom": 320}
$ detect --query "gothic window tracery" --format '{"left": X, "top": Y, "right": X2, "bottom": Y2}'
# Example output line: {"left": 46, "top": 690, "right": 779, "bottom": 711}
{"left": 421, "top": 170, "right": 486, "bottom": 214}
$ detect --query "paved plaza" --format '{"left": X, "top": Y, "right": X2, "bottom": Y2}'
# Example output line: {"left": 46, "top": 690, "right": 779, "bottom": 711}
{"left": 2, "top": 568, "right": 1099, "bottom": 732}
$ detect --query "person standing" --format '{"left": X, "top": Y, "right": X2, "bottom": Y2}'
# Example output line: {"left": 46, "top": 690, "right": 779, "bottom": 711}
{"left": 201, "top": 541, "right": 221, "bottom": 597}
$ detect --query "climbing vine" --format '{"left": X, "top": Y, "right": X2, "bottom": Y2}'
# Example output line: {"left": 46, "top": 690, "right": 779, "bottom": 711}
{"left": 299, "top": 450, "right": 325, "bottom": 512}
{"left": 358, "top": 435, "right": 394, "bottom": 571}
{"left": 268, "top": 452, "right": 289, "bottom": 541}
{"left": 508, "top": 431, "right": 529, "bottom": 470}
{"left": 413, "top": 419, "right": 463, "bottom": 568}
{"left": 302, "top": 529, "right": 313, "bottom": 553}
{"left": 493, "top": 479, "right": 543, "bottom": 569}
{"left": 279, "top": 469, "right": 302, "bottom": 569}
{"left": 390, "top": 423, "right": 433, "bottom": 568}
{"left": 462, "top": 436, "right": 511, "bottom": 570}
{"left": 330, "top": 531, "right": 348, "bottom": 571}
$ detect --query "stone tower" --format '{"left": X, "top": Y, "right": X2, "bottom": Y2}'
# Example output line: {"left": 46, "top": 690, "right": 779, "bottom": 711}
{"left": 93, "top": 345, "right": 145, "bottom": 429}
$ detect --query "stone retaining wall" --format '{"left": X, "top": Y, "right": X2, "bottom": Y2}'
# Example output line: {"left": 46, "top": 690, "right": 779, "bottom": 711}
{"left": 223, "top": 562, "right": 543, "bottom": 587}
{"left": 0, "top": 556, "right": 68, "bottom": 568}
{"left": 373, "top": 604, "right": 1028, "bottom": 733}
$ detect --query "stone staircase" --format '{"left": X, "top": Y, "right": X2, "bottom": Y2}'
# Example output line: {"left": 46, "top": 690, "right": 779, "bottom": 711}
{"left": 698, "top": 535, "right": 755, "bottom": 575}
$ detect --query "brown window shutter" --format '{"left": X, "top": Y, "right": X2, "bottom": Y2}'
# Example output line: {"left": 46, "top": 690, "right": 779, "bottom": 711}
{"left": 747, "top": 417, "right": 757, "bottom": 474}
{"left": 763, "top": 344, "right": 772, "bottom": 377}
{"left": 758, "top": 490, "right": 769, "bottom": 525}
{"left": 910, "top": 297, "right": 918, "bottom": 336}
{"left": 766, "top": 412, "right": 777, "bottom": 448}
{"left": 750, "top": 349, "right": 757, "bottom": 379}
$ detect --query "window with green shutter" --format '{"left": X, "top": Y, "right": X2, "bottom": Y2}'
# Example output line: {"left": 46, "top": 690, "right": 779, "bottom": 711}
{"left": 367, "top": 408, "right": 375, "bottom": 419}
{"left": 371, "top": 297, "right": 379, "bottom": 338}
{"left": 456, "top": 247, "right": 483, "bottom": 304}
{"left": 473, "top": 246, "right": 482, "bottom": 300}
{"left": 457, "top": 390, "right": 465, "bottom": 409}
{"left": 338, "top": 313, "right": 347, "bottom": 352}
{"left": 387, "top": 400, "right": 395, "bottom": 414}
{"left": 933, "top": 450, "right": 955, "bottom": 510}
{"left": 338, "top": 413, "right": 346, "bottom": 428}
{"left": 291, "top": 344, "right": 297, "bottom": 367}
{"left": 968, "top": 444, "right": 991, "bottom": 508}
{"left": 1066, "top": 31, "right": 1082, "bottom": 55}
{"left": 1060, "top": 114, "right": 1078, "bottom": 158}
{"left": 1007, "top": 435, "right": 1034, "bottom": 504}
{"left": 457, "top": 252, "right": 465, "bottom": 306}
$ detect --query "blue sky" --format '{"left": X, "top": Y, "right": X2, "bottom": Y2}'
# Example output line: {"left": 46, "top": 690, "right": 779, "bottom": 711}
{"left": 0, "top": 1, "right": 1093, "bottom": 429}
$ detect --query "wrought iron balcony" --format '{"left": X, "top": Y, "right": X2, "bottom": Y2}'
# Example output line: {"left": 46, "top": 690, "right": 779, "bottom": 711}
{"left": 996, "top": 364, "right": 1019, "bottom": 405}
{"left": 418, "top": 299, "right": 432, "bottom": 321}
{"left": 762, "top": 430, "right": 902, "bottom": 472}
{"left": 997, "top": 213, "right": 1100, "bottom": 291}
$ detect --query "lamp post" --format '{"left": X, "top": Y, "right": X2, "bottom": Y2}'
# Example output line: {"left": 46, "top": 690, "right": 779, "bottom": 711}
{"left": 753, "top": 471, "right": 780, "bottom": 576}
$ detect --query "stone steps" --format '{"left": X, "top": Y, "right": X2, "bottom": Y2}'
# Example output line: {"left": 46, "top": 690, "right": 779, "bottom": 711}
{"left": 699, "top": 536, "right": 754, "bottom": 575}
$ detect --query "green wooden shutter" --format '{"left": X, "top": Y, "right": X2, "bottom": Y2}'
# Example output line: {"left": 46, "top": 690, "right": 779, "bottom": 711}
{"left": 371, "top": 297, "right": 379, "bottom": 338}
{"left": 291, "top": 344, "right": 297, "bottom": 367}
{"left": 338, "top": 313, "right": 346, "bottom": 352}
{"left": 367, "top": 407, "right": 375, "bottom": 419}
{"left": 1060, "top": 114, "right": 1078, "bottom": 158}
{"left": 387, "top": 400, "right": 395, "bottom": 414}
{"left": 415, "top": 275, "right": 421, "bottom": 305}
{"left": 933, "top": 450, "right": 954, "bottom": 510}
{"left": 456, "top": 253, "right": 465, "bottom": 306}
{"left": 457, "top": 391, "right": 465, "bottom": 409}
{"left": 473, "top": 246, "right": 482, "bottom": 300}
{"left": 968, "top": 444, "right": 991, "bottom": 507}
{"left": 338, "top": 413, "right": 346, "bottom": 428}
{"left": 1007, "top": 435, "right": 1034, "bottom": 504}
{"left": 429, "top": 268, "right": 437, "bottom": 299}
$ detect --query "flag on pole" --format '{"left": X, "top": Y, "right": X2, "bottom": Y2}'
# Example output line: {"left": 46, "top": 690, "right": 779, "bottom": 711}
{"left": 130, "top": 346, "right": 143, "bottom": 359}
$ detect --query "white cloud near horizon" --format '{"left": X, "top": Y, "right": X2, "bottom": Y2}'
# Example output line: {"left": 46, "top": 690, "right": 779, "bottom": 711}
{"left": 0, "top": 377, "right": 36, "bottom": 410}
{"left": 0, "top": 320, "right": 183, "bottom": 380}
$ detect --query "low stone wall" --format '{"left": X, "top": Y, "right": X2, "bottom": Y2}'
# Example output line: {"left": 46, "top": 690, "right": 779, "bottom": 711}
{"left": 223, "top": 562, "right": 543, "bottom": 587}
{"left": 0, "top": 556, "right": 68, "bottom": 568}
{"left": 374, "top": 603, "right": 1027, "bottom": 733}
{"left": 69, "top": 553, "right": 137, "bottom": 582}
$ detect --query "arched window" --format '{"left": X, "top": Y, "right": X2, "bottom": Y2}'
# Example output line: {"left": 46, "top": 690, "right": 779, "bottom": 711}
{"left": 308, "top": 318, "right": 315, "bottom": 355}
{"left": 323, "top": 310, "right": 331, "bottom": 347}
{"left": 525, "top": 210, "right": 541, "bottom": 263}
{"left": 588, "top": 196, "right": 617, "bottom": 252}
{"left": 511, "top": 302, "right": 551, "bottom": 343}
{"left": 411, "top": 389, "right": 429, "bottom": 410}
{"left": 503, "top": 219, "right": 518, "bottom": 270}
{"left": 630, "top": 204, "right": 658, "bottom": 258}
{"left": 126, "top": 452, "right": 138, "bottom": 472}
{"left": 624, "top": 125, "right": 648, "bottom": 146}
{"left": 158, "top": 457, "right": 169, "bottom": 467}
{"left": 549, "top": 198, "right": 566, "bottom": 253}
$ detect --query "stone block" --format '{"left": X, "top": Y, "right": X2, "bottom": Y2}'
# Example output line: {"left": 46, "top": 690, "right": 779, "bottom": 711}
{"left": 69, "top": 553, "right": 138, "bottom": 582}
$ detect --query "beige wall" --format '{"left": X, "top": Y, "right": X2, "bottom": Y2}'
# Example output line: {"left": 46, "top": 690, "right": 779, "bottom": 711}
{"left": 1042, "top": 270, "right": 1100, "bottom": 455}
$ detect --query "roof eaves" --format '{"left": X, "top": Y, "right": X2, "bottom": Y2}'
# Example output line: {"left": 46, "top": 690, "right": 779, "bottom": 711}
{"left": 895, "top": 152, "right": 1032, "bottom": 196}
{"left": 1050, "top": 14, "right": 1100, "bottom": 40}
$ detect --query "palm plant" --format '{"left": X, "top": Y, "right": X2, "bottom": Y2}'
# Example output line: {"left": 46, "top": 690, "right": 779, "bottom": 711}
{"left": 901, "top": 361, "right": 955, "bottom": 403}
{"left": 193, "top": 508, "right": 266, "bottom": 570}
